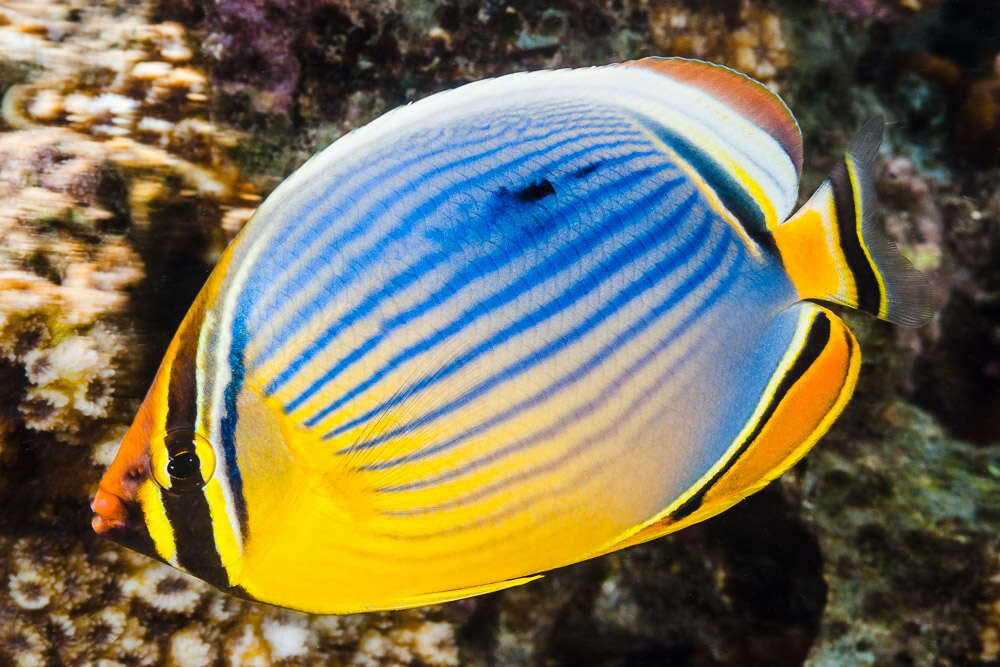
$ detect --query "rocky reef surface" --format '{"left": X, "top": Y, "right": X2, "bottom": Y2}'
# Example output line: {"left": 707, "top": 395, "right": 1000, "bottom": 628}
{"left": 0, "top": 0, "right": 997, "bottom": 665}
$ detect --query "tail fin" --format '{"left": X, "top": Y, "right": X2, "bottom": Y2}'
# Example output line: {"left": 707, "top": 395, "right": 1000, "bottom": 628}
{"left": 773, "top": 117, "right": 932, "bottom": 327}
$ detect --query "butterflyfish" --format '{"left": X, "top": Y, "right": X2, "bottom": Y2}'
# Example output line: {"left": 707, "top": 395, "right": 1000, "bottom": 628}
{"left": 92, "top": 57, "right": 931, "bottom": 613}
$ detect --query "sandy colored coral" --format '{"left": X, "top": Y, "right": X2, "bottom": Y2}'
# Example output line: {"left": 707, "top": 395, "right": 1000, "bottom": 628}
{"left": 0, "top": 1, "right": 258, "bottom": 233}
{"left": 647, "top": 0, "right": 788, "bottom": 88}
{"left": 121, "top": 560, "right": 209, "bottom": 614}
{"left": 0, "top": 127, "right": 141, "bottom": 445}
{"left": 167, "top": 627, "right": 217, "bottom": 666}
{"left": 0, "top": 533, "right": 463, "bottom": 665}
{"left": 0, "top": 0, "right": 260, "bottom": 448}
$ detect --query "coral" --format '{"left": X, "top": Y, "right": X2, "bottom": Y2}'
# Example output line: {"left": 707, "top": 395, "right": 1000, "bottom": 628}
{"left": 647, "top": 0, "right": 788, "bottom": 88}
{"left": 167, "top": 627, "right": 217, "bottom": 667}
{"left": 789, "top": 402, "right": 1000, "bottom": 665}
{"left": 875, "top": 156, "right": 1000, "bottom": 442}
{"left": 0, "top": 16, "right": 285, "bottom": 580}
{"left": 121, "top": 559, "right": 210, "bottom": 615}
{"left": 954, "top": 53, "right": 1000, "bottom": 165}
{"left": 0, "top": 127, "right": 144, "bottom": 444}
{"left": 0, "top": 533, "right": 463, "bottom": 665}
{"left": 0, "top": 1, "right": 259, "bottom": 237}
{"left": 0, "top": 0, "right": 258, "bottom": 446}
{"left": 260, "top": 615, "right": 316, "bottom": 660}
{"left": 158, "top": 0, "right": 654, "bottom": 170}
{"left": 0, "top": 617, "right": 48, "bottom": 667}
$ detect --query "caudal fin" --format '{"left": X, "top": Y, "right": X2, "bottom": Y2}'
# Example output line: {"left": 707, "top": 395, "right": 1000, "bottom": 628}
{"left": 773, "top": 117, "right": 932, "bottom": 327}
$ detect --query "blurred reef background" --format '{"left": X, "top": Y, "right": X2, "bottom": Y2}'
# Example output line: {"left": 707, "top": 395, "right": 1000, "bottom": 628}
{"left": 0, "top": 0, "right": 998, "bottom": 664}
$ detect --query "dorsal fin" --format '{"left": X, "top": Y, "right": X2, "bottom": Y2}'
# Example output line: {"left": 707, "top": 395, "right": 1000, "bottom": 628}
{"left": 620, "top": 57, "right": 803, "bottom": 178}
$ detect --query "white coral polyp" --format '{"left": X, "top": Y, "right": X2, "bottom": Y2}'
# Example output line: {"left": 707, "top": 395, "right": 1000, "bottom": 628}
{"left": 227, "top": 624, "right": 270, "bottom": 667}
{"left": 168, "top": 628, "right": 215, "bottom": 667}
{"left": 8, "top": 570, "right": 55, "bottom": 610}
{"left": 122, "top": 564, "right": 205, "bottom": 614}
{"left": 21, "top": 327, "right": 119, "bottom": 432}
{"left": 261, "top": 618, "right": 314, "bottom": 660}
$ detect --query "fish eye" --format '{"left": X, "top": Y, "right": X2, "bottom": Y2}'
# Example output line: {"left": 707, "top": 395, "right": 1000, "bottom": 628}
{"left": 167, "top": 450, "right": 200, "bottom": 480}
{"left": 152, "top": 430, "right": 216, "bottom": 491}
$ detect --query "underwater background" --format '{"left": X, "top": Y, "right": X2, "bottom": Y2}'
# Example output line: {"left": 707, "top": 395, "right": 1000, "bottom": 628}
{"left": 0, "top": 0, "right": 997, "bottom": 664}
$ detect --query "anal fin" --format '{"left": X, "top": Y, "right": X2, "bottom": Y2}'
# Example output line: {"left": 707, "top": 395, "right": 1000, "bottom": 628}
{"left": 595, "top": 302, "right": 860, "bottom": 555}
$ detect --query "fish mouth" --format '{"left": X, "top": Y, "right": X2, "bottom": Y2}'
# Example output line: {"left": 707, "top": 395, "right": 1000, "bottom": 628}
{"left": 91, "top": 486, "right": 161, "bottom": 561}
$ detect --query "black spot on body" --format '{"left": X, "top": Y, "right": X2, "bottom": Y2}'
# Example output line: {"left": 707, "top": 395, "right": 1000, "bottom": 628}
{"left": 512, "top": 178, "right": 555, "bottom": 203}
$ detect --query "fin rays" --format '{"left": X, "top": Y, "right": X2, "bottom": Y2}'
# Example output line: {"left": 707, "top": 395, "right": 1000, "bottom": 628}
{"left": 775, "top": 117, "right": 932, "bottom": 327}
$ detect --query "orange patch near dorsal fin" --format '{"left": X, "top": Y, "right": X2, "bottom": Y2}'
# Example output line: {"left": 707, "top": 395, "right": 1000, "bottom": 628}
{"left": 620, "top": 57, "right": 803, "bottom": 177}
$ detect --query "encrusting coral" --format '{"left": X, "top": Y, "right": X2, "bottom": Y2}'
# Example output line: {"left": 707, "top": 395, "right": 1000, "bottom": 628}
{"left": 789, "top": 402, "right": 1000, "bottom": 666}
{"left": 647, "top": 0, "right": 788, "bottom": 89}
{"left": 0, "top": 0, "right": 260, "bottom": 447}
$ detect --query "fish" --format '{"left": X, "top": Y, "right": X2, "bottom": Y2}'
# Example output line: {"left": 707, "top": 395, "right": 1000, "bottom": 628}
{"left": 91, "top": 57, "right": 931, "bottom": 614}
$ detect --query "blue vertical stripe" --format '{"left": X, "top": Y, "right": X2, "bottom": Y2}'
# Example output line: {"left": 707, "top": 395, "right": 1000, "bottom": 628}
{"left": 219, "top": 309, "right": 251, "bottom": 534}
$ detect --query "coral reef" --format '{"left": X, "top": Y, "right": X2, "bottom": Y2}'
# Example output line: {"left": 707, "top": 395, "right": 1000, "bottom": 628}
{"left": 790, "top": 402, "right": 1000, "bottom": 665}
{"left": 0, "top": 0, "right": 260, "bottom": 446}
{"left": 951, "top": 53, "right": 1000, "bottom": 166}
{"left": 648, "top": 0, "right": 789, "bottom": 88}
{"left": 875, "top": 157, "right": 1000, "bottom": 443}
{"left": 483, "top": 489, "right": 825, "bottom": 665}
{"left": 156, "top": 0, "right": 654, "bottom": 171}
{"left": 0, "top": 537, "right": 462, "bottom": 666}
{"left": 0, "top": 126, "right": 143, "bottom": 446}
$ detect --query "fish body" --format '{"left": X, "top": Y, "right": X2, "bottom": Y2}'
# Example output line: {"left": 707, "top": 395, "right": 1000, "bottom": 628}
{"left": 92, "top": 58, "right": 930, "bottom": 613}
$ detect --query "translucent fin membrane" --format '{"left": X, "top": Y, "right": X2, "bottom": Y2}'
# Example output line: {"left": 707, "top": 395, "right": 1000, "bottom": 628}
{"left": 774, "top": 117, "right": 933, "bottom": 327}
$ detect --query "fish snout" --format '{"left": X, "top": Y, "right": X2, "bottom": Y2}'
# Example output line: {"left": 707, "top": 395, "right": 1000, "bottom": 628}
{"left": 90, "top": 436, "right": 163, "bottom": 560}
{"left": 91, "top": 453, "right": 147, "bottom": 533}
{"left": 91, "top": 486, "right": 128, "bottom": 534}
{"left": 90, "top": 482, "right": 161, "bottom": 560}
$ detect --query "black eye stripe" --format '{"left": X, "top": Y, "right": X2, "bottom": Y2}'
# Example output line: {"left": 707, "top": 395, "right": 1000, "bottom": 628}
{"left": 164, "top": 429, "right": 196, "bottom": 456}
